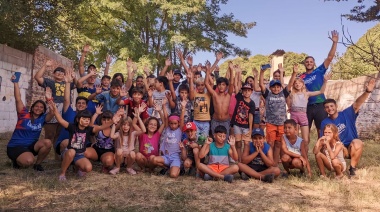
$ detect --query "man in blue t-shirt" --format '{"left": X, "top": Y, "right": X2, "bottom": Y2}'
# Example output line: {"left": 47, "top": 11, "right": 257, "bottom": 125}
{"left": 299, "top": 30, "right": 339, "bottom": 136}
{"left": 320, "top": 79, "right": 375, "bottom": 177}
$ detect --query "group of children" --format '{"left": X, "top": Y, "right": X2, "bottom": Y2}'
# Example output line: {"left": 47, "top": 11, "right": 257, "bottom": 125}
{"left": 9, "top": 43, "right": 352, "bottom": 183}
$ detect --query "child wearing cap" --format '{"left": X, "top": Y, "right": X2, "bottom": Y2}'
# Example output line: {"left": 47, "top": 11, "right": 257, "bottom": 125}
{"left": 259, "top": 64, "right": 297, "bottom": 166}
{"left": 181, "top": 122, "right": 201, "bottom": 175}
{"left": 150, "top": 111, "right": 187, "bottom": 178}
{"left": 198, "top": 125, "right": 239, "bottom": 183}
{"left": 281, "top": 119, "right": 311, "bottom": 178}
{"left": 238, "top": 128, "right": 281, "bottom": 183}
{"left": 34, "top": 60, "right": 75, "bottom": 150}
{"left": 231, "top": 82, "right": 256, "bottom": 162}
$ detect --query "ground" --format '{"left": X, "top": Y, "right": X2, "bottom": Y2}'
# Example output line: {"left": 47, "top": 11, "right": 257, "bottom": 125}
{"left": 1, "top": 131, "right": 380, "bottom": 212}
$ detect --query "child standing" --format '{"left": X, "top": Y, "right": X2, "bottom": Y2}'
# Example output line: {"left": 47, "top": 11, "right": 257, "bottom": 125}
{"left": 259, "top": 65, "right": 297, "bottom": 166}
{"left": 313, "top": 124, "right": 346, "bottom": 179}
{"left": 197, "top": 126, "right": 239, "bottom": 183}
{"left": 289, "top": 64, "right": 330, "bottom": 148}
{"left": 281, "top": 119, "right": 311, "bottom": 178}
{"left": 238, "top": 128, "right": 281, "bottom": 183}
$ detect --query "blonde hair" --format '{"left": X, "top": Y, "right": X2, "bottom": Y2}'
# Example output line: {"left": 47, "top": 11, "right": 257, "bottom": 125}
{"left": 120, "top": 117, "right": 132, "bottom": 137}
{"left": 195, "top": 77, "right": 205, "bottom": 85}
{"left": 289, "top": 77, "right": 308, "bottom": 105}
{"left": 323, "top": 124, "right": 340, "bottom": 142}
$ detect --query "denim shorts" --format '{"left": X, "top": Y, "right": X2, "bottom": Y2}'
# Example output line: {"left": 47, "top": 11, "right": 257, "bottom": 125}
{"left": 162, "top": 153, "right": 181, "bottom": 168}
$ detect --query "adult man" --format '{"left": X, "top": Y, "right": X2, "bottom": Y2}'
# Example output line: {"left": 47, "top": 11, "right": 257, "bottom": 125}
{"left": 299, "top": 30, "right": 339, "bottom": 135}
{"left": 320, "top": 79, "right": 375, "bottom": 176}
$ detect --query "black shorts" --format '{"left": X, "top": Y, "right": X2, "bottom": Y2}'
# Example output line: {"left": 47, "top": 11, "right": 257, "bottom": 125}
{"left": 94, "top": 145, "right": 114, "bottom": 160}
{"left": 7, "top": 142, "right": 38, "bottom": 164}
{"left": 248, "top": 163, "right": 268, "bottom": 173}
{"left": 307, "top": 103, "right": 327, "bottom": 129}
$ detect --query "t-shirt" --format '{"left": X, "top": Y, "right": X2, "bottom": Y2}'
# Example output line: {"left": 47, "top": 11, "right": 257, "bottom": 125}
{"left": 122, "top": 99, "right": 149, "bottom": 120}
{"left": 249, "top": 142, "right": 270, "bottom": 166}
{"left": 8, "top": 107, "right": 47, "bottom": 147}
{"left": 208, "top": 142, "right": 230, "bottom": 165}
{"left": 66, "top": 123, "right": 94, "bottom": 154}
{"left": 139, "top": 132, "right": 161, "bottom": 158}
{"left": 39, "top": 78, "right": 74, "bottom": 103}
{"left": 193, "top": 92, "right": 211, "bottom": 121}
{"left": 299, "top": 63, "right": 327, "bottom": 105}
{"left": 152, "top": 90, "right": 171, "bottom": 119}
{"left": 174, "top": 97, "right": 193, "bottom": 124}
{"left": 231, "top": 93, "right": 255, "bottom": 128}
{"left": 160, "top": 128, "right": 182, "bottom": 155}
{"left": 95, "top": 91, "right": 120, "bottom": 114}
{"left": 320, "top": 105, "right": 358, "bottom": 147}
{"left": 77, "top": 86, "right": 97, "bottom": 114}
{"left": 55, "top": 106, "right": 77, "bottom": 149}
{"left": 262, "top": 88, "right": 290, "bottom": 125}
{"left": 250, "top": 91, "right": 261, "bottom": 109}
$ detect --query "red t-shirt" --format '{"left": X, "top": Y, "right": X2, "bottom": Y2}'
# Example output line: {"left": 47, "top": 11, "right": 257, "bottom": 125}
{"left": 122, "top": 98, "right": 149, "bottom": 120}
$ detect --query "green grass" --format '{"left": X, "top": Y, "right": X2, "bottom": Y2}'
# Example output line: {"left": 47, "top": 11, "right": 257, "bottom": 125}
{"left": 1, "top": 131, "right": 380, "bottom": 211}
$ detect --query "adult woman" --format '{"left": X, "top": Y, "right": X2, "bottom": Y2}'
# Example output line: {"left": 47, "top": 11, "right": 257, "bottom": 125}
{"left": 313, "top": 124, "right": 346, "bottom": 179}
{"left": 7, "top": 75, "right": 54, "bottom": 171}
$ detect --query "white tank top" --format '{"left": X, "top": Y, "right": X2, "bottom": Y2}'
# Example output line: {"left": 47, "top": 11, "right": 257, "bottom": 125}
{"left": 291, "top": 92, "right": 308, "bottom": 112}
{"left": 283, "top": 135, "right": 303, "bottom": 155}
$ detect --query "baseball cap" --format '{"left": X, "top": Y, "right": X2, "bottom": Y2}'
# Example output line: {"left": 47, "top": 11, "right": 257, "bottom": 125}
{"left": 182, "top": 122, "right": 197, "bottom": 132}
{"left": 173, "top": 69, "right": 183, "bottom": 78}
{"left": 241, "top": 83, "right": 253, "bottom": 90}
{"left": 269, "top": 80, "right": 281, "bottom": 87}
{"left": 251, "top": 128, "right": 264, "bottom": 137}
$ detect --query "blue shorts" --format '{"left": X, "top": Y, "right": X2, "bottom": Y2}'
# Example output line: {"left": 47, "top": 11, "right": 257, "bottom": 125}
{"left": 73, "top": 153, "right": 85, "bottom": 164}
{"left": 254, "top": 111, "right": 260, "bottom": 124}
{"left": 162, "top": 153, "right": 181, "bottom": 168}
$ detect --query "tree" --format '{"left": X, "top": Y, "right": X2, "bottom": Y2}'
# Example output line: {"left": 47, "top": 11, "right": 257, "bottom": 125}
{"left": 327, "top": 0, "right": 380, "bottom": 22}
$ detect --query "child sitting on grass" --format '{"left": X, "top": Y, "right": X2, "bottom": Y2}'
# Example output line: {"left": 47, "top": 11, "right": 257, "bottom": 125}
{"left": 238, "top": 128, "right": 281, "bottom": 183}
{"left": 197, "top": 125, "right": 239, "bottom": 183}
{"left": 313, "top": 124, "right": 346, "bottom": 179}
{"left": 280, "top": 119, "right": 311, "bottom": 178}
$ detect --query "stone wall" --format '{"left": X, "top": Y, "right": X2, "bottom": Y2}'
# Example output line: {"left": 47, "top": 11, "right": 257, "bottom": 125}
{"left": 0, "top": 45, "right": 74, "bottom": 134}
{"left": 324, "top": 73, "right": 380, "bottom": 140}
{"left": 0, "top": 44, "right": 33, "bottom": 133}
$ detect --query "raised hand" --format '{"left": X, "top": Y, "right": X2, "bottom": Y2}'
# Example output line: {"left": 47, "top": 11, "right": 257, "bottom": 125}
{"left": 95, "top": 104, "right": 103, "bottom": 115}
{"left": 278, "top": 63, "right": 284, "bottom": 73}
{"left": 186, "top": 55, "right": 193, "bottom": 66}
{"left": 82, "top": 44, "right": 91, "bottom": 53}
{"left": 324, "top": 73, "right": 332, "bottom": 82}
{"left": 206, "top": 137, "right": 213, "bottom": 145}
{"left": 366, "top": 78, "right": 376, "bottom": 93}
{"left": 117, "top": 107, "right": 125, "bottom": 117}
{"left": 205, "top": 60, "right": 211, "bottom": 70}
{"left": 45, "top": 87, "right": 53, "bottom": 101}
{"left": 132, "top": 62, "right": 138, "bottom": 72}
{"left": 165, "top": 58, "right": 172, "bottom": 67}
{"left": 216, "top": 51, "right": 224, "bottom": 61}
{"left": 147, "top": 89, "right": 153, "bottom": 97}
{"left": 153, "top": 102, "right": 162, "bottom": 111}
{"left": 186, "top": 71, "right": 193, "bottom": 80}
{"left": 215, "top": 65, "right": 220, "bottom": 72}
{"left": 227, "top": 135, "right": 236, "bottom": 146}
{"left": 64, "top": 70, "right": 73, "bottom": 83}
{"left": 126, "top": 58, "right": 133, "bottom": 68}
{"left": 132, "top": 106, "right": 140, "bottom": 117}
{"left": 166, "top": 71, "right": 174, "bottom": 81}
{"left": 293, "top": 64, "right": 299, "bottom": 74}
{"left": 179, "top": 142, "right": 185, "bottom": 149}
{"left": 48, "top": 101, "right": 57, "bottom": 113}
{"left": 139, "top": 102, "right": 147, "bottom": 113}
{"left": 228, "top": 61, "right": 234, "bottom": 70}
{"left": 197, "top": 63, "right": 202, "bottom": 72}
{"left": 330, "top": 30, "right": 339, "bottom": 43}
{"left": 143, "top": 66, "right": 150, "bottom": 76}
{"left": 252, "top": 67, "right": 258, "bottom": 76}
{"left": 46, "top": 60, "right": 53, "bottom": 67}
{"left": 112, "top": 113, "right": 121, "bottom": 125}
{"left": 106, "top": 54, "right": 112, "bottom": 64}
{"left": 95, "top": 85, "right": 102, "bottom": 94}
{"left": 176, "top": 49, "right": 183, "bottom": 59}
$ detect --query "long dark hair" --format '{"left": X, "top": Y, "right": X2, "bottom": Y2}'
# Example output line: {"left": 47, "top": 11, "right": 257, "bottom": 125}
{"left": 145, "top": 117, "right": 160, "bottom": 134}
{"left": 30, "top": 100, "right": 47, "bottom": 118}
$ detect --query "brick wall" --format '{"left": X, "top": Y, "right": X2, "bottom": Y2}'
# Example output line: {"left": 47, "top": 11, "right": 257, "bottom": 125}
{"left": 0, "top": 44, "right": 33, "bottom": 133}
{"left": 324, "top": 73, "right": 380, "bottom": 140}
{"left": 0, "top": 45, "right": 74, "bottom": 134}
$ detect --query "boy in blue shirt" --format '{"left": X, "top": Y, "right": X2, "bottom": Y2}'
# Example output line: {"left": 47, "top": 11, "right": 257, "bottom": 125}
{"left": 320, "top": 78, "right": 375, "bottom": 176}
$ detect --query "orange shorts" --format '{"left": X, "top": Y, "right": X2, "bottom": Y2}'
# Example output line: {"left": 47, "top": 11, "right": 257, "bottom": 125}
{"left": 266, "top": 123, "right": 284, "bottom": 143}
{"left": 208, "top": 164, "right": 229, "bottom": 174}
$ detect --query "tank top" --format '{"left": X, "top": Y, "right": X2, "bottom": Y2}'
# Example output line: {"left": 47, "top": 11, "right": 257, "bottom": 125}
{"left": 249, "top": 142, "right": 270, "bottom": 165}
{"left": 291, "top": 92, "right": 308, "bottom": 112}
{"left": 95, "top": 130, "right": 114, "bottom": 149}
{"left": 332, "top": 141, "right": 346, "bottom": 166}
{"left": 208, "top": 142, "right": 230, "bottom": 165}
{"left": 283, "top": 135, "right": 303, "bottom": 156}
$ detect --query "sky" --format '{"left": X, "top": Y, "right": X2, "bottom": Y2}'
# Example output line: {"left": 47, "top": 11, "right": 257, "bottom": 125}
{"left": 193, "top": 0, "right": 378, "bottom": 66}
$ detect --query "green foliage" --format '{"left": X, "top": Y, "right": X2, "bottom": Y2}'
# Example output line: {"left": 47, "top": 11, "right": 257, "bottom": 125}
{"left": 331, "top": 23, "right": 380, "bottom": 79}
{"left": 326, "top": 0, "right": 380, "bottom": 22}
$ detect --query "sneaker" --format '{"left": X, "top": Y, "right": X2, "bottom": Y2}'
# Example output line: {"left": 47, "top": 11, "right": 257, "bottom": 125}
{"left": 349, "top": 166, "right": 356, "bottom": 176}
{"left": 223, "top": 174, "right": 234, "bottom": 183}
{"left": 77, "top": 170, "right": 86, "bottom": 177}
{"left": 241, "top": 172, "right": 249, "bottom": 181}
{"left": 33, "top": 164, "right": 44, "bottom": 172}
{"left": 109, "top": 167, "right": 120, "bottom": 175}
{"left": 159, "top": 168, "right": 168, "bottom": 175}
{"left": 262, "top": 174, "right": 275, "bottom": 183}
{"left": 126, "top": 168, "right": 137, "bottom": 175}
{"left": 58, "top": 175, "right": 67, "bottom": 181}
{"left": 204, "top": 174, "right": 212, "bottom": 181}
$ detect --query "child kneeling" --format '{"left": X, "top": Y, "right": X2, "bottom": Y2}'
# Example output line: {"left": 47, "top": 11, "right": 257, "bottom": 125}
{"left": 197, "top": 125, "right": 239, "bottom": 183}
{"left": 238, "top": 128, "right": 281, "bottom": 183}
